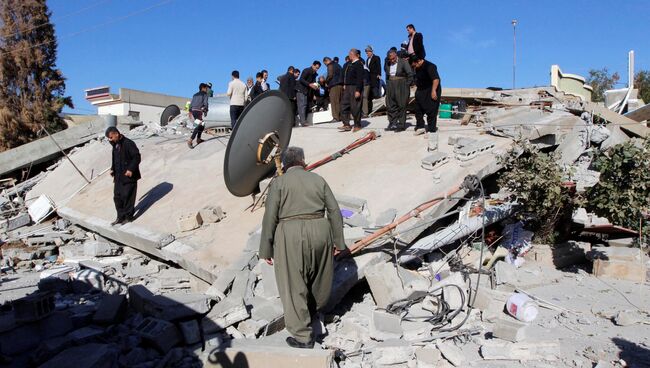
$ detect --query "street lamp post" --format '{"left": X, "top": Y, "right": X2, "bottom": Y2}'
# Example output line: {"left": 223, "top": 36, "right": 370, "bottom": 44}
{"left": 512, "top": 19, "right": 518, "bottom": 90}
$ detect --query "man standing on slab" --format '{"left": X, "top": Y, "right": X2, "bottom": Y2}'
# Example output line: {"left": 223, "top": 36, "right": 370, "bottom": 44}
{"left": 106, "top": 127, "right": 141, "bottom": 226}
{"left": 409, "top": 54, "right": 441, "bottom": 135}
{"left": 384, "top": 49, "right": 413, "bottom": 131}
{"left": 227, "top": 70, "right": 246, "bottom": 128}
{"left": 259, "top": 147, "right": 346, "bottom": 349}
{"left": 339, "top": 49, "right": 364, "bottom": 132}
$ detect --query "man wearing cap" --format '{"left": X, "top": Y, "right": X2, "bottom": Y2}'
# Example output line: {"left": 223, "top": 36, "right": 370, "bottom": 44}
{"left": 260, "top": 146, "right": 346, "bottom": 349}
{"left": 340, "top": 49, "right": 364, "bottom": 132}
{"left": 105, "top": 126, "right": 141, "bottom": 225}
{"left": 409, "top": 54, "right": 441, "bottom": 135}
{"left": 364, "top": 45, "right": 382, "bottom": 116}
{"left": 323, "top": 57, "right": 342, "bottom": 123}
{"left": 384, "top": 49, "right": 413, "bottom": 131}
{"left": 227, "top": 70, "right": 246, "bottom": 128}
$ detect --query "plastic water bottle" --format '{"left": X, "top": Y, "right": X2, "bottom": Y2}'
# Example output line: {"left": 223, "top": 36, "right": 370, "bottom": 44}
{"left": 506, "top": 293, "right": 539, "bottom": 322}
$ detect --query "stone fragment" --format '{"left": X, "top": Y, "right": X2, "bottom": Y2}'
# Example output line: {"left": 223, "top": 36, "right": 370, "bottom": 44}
{"left": 83, "top": 240, "right": 121, "bottom": 257}
{"left": 93, "top": 294, "right": 127, "bottom": 325}
{"left": 493, "top": 316, "right": 527, "bottom": 342}
{"left": 177, "top": 212, "right": 202, "bottom": 232}
{"left": 437, "top": 341, "right": 464, "bottom": 367}
{"left": 237, "top": 319, "right": 267, "bottom": 339}
{"left": 199, "top": 205, "right": 226, "bottom": 223}
{"left": 415, "top": 346, "right": 441, "bottom": 368}
{"left": 369, "top": 310, "right": 403, "bottom": 341}
{"left": 614, "top": 310, "right": 644, "bottom": 326}
{"left": 203, "top": 296, "right": 250, "bottom": 334}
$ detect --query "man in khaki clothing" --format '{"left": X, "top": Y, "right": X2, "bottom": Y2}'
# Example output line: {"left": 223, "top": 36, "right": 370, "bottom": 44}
{"left": 259, "top": 147, "right": 346, "bottom": 348}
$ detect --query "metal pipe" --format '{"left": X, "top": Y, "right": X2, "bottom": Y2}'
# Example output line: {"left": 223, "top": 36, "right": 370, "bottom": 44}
{"left": 350, "top": 184, "right": 462, "bottom": 255}
{"left": 40, "top": 125, "right": 91, "bottom": 184}
{"left": 306, "top": 131, "right": 377, "bottom": 171}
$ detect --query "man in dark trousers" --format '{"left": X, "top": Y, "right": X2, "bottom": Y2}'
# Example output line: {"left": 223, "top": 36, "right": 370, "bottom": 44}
{"left": 323, "top": 56, "right": 342, "bottom": 122}
{"left": 106, "top": 127, "right": 141, "bottom": 225}
{"left": 260, "top": 146, "right": 346, "bottom": 349}
{"left": 384, "top": 49, "right": 413, "bottom": 131}
{"left": 278, "top": 66, "right": 297, "bottom": 123}
{"left": 339, "top": 49, "right": 364, "bottom": 132}
{"left": 406, "top": 24, "right": 426, "bottom": 60}
{"left": 296, "top": 61, "right": 321, "bottom": 127}
{"left": 187, "top": 83, "right": 209, "bottom": 149}
{"left": 409, "top": 54, "right": 441, "bottom": 135}
{"left": 364, "top": 45, "right": 382, "bottom": 115}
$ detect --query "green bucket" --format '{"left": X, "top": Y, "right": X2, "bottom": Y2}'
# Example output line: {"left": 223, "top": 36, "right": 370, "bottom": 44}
{"left": 439, "top": 103, "right": 452, "bottom": 118}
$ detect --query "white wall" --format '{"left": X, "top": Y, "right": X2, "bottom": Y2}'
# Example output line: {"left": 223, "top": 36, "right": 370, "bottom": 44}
{"left": 97, "top": 103, "right": 165, "bottom": 124}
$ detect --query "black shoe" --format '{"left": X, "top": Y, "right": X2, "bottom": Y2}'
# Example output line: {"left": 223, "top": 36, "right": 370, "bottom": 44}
{"left": 123, "top": 216, "right": 133, "bottom": 224}
{"left": 110, "top": 218, "right": 124, "bottom": 226}
{"left": 394, "top": 125, "right": 406, "bottom": 132}
{"left": 386, "top": 124, "right": 396, "bottom": 131}
{"left": 286, "top": 336, "right": 314, "bottom": 349}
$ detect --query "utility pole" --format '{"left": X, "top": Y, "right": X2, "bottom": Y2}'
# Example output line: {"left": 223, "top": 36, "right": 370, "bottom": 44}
{"left": 512, "top": 19, "right": 518, "bottom": 90}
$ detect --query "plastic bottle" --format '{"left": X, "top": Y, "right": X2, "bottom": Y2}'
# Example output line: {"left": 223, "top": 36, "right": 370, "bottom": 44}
{"left": 506, "top": 293, "right": 539, "bottom": 322}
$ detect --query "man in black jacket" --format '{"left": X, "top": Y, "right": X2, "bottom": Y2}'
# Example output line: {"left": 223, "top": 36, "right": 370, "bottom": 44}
{"left": 409, "top": 54, "right": 441, "bottom": 134}
{"left": 278, "top": 66, "right": 297, "bottom": 123}
{"left": 106, "top": 127, "right": 141, "bottom": 225}
{"left": 323, "top": 57, "right": 342, "bottom": 122}
{"left": 364, "top": 46, "right": 382, "bottom": 115}
{"left": 250, "top": 72, "right": 266, "bottom": 101}
{"left": 296, "top": 61, "right": 321, "bottom": 127}
{"left": 187, "top": 83, "right": 209, "bottom": 149}
{"left": 406, "top": 24, "right": 426, "bottom": 60}
{"left": 339, "top": 49, "right": 364, "bottom": 132}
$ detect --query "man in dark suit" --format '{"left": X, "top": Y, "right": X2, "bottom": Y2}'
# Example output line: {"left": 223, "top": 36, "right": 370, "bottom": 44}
{"left": 364, "top": 45, "right": 382, "bottom": 116}
{"left": 106, "top": 127, "right": 141, "bottom": 225}
{"left": 296, "top": 61, "right": 321, "bottom": 127}
{"left": 323, "top": 56, "right": 342, "bottom": 122}
{"left": 340, "top": 49, "right": 364, "bottom": 132}
{"left": 250, "top": 72, "right": 265, "bottom": 101}
{"left": 406, "top": 24, "right": 426, "bottom": 60}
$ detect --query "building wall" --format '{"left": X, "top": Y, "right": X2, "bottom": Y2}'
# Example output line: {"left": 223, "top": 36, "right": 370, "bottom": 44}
{"left": 97, "top": 103, "right": 166, "bottom": 124}
{"left": 550, "top": 65, "right": 593, "bottom": 101}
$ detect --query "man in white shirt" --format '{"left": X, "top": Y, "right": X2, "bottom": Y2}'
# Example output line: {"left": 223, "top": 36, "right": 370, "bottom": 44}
{"left": 227, "top": 70, "right": 247, "bottom": 128}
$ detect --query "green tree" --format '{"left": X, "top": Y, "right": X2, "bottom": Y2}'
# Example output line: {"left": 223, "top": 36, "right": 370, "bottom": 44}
{"left": 586, "top": 68, "right": 620, "bottom": 102}
{"left": 0, "top": 0, "right": 72, "bottom": 151}
{"left": 635, "top": 70, "right": 650, "bottom": 105}
{"left": 587, "top": 137, "right": 650, "bottom": 232}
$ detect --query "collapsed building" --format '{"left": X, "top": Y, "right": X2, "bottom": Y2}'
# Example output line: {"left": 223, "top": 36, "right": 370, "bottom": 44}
{"left": 1, "top": 66, "right": 649, "bottom": 368}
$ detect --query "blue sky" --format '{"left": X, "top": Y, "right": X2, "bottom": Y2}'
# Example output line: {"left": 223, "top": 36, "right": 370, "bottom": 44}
{"left": 48, "top": 0, "right": 650, "bottom": 114}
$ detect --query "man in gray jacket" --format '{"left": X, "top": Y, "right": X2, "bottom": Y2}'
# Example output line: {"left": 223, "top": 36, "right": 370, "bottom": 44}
{"left": 187, "top": 83, "right": 209, "bottom": 148}
{"left": 384, "top": 49, "right": 413, "bottom": 131}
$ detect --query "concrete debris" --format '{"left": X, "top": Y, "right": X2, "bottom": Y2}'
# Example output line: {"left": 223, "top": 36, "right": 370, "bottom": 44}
{"left": 199, "top": 205, "right": 226, "bottom": 223}
{"left": 369, "top": 309, "right": 403, "bottom": 341}
{"left": 177, "top": 212, "right": 203, "bottom": 232}
{"left": 134, "top": 317, "right": 181, "bottom": 352}
{"left": 492, "top": 316, "right": 528, "bottom": 342}
{"left": 588, "top": 246, "right": 647, "bottom": 282}
{"left": 437, "top": 341, "right": 465, "bottom": 367}
{"left": 480, "top": 340, "right": 561, "bottom": 361}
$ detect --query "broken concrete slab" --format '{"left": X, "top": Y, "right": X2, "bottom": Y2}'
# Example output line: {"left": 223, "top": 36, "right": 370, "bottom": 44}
{"left": 203, "top": 296, "right": 249, "bottom": 334}
{"left": 83, "top": 240, "right": 121, "bottom": 257}
{"left": 369, "top": 309, "right": 403, "bottom": 341}
{"left": 364, "top": 262, "right": 409, "bottom": 309}
{"left": 38, "top": 343, "right": 119, "bottom": 368}
{"left": 205, "top": 338, "right": 334, "bottom": 368}
{"left": 437, "top": 341, "right": 464, "bottom": 367}
{"left": 141, "top": 292, "right": 210, "bottom": 321}
{"left": 492, "top": 316, "right": 528, "bottom": 342}
{"left": 344, "top": 226, "right": 365, "bottom": 247}
{"left": 415, "top": 345, "right": 442, "bottom": 368}
{"left": 480, "top": 340, "right": 560, "bottom": 361}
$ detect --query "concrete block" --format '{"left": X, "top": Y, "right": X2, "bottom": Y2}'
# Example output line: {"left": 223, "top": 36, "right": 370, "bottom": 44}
{"left": 6, "top": 212, "right": 30, "bottom": 231}
{"left": 369, "top": 310, "right": 403, "bottom": 341}
{"left": 259, "top": 262, "right": 279, "bottom": 299}
{"left": 427, "top": 132, "right": 439, "bottom": 151}
{"left": 177, "top": 212, "right": 203, "bottom": 232}
{"left": 93, "top": 294, "right": 127, "bottom": 325}
{"left": 589, "top": 246, "right": 644, "bottom": 262}
{"left": 83, "top": 240, "right": 121, "bottom": 257}
{"left": 199, "top": 205, "right": 226, "bottom": 223}
{"left": 157, "top": 267, "right": 193, "bottom": 291}
{"left": 614, "top": 310, "right": 644, "bottom": 326}
{"left": 134, "top": 317, "right": 181, "bottom": 352}
{"left": 344, "top": 226, "right": 366, "bottom": 247}
{"left": 421, "top": 152, "right": 449, "bottom": 171}
{"left": 12, "top": 291, "right": 55, "bottom": 322}
{"left": 523, "top": 241, "right": 589, "bottom": 269}
{"left": 437, "top": 341, "right": 464, "bottom": 367}
{"left": 336, "top": 194, "right": 367, "bottom": 213}
{"left": 493, "top": 316, "right": 527, "bottom": 342}
{"left": 38, "top": 343, "right": 119, "bottom": 368}
{"left": 128, "top": 284, "right": 155, "bottom": 313}
{"left": 607, "top": 237, "right": 635, "bottom": 248}
{"left": 179, "top": 319, "right": 201, "bottom": 345}
{"left": 203, "top": 296, "right": 250, "bottom": 334}
{"left": 364, "top": 262, "right": 408, "bottom": 309}
{"left": 142, "top": 292, "right": 210, "bottom": 321}
{"left": 374, "top": 342, "right": 415, "bottom": 366}
{"left": 207, "top": 339, "right": 334, "bottom": 368}
{"left": 593, "top": 259, "right": 646, "bottom": 282}
{"left": 67, "top": 326, "right": 105, "bottom": 343}
{"left": 480, "top": 340, "right": 560, "bottom": 361}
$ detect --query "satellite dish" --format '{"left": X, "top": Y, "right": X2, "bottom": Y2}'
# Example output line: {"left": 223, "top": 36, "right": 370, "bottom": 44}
{"left": 224, "top": 91, "right": 294, "bottom": 197}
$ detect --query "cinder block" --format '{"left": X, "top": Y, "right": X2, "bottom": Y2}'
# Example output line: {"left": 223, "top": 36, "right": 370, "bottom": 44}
{"left": 421, "top": 152, "right": 449, "bottom": 171}
{"left": 427, "top": 133, "right": 439, "bottom": 152}
{"left": 202, "top": 296, "right": 250, "bottom": 334}
{"left": 177, "top": 212, "right": 203, "bottom": 232}
{"left": 7, "top": 212, "right": 30, "bottom": 231}
{"left": 199, "top": 206, "right": 226, "bottom": 223}
{"left": 128, "top": 284, "right": 155, "bottom": 313}
{"left": 493, "top": 316, "right": 527, "bottom": 342}
{"left": 93, "top": 294, "right": 127, "bottom": 325}
{"left": 83, "top": 240, "right": 120, "bottom": 257}
{"left": 12, "top": 291, "right": 55, "bottom": 322}
{"left": 134, "top": 317, "right": 181, "bottom": 352}
{"left": 593, "top": 259, "right": 646, "bottom": 282}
